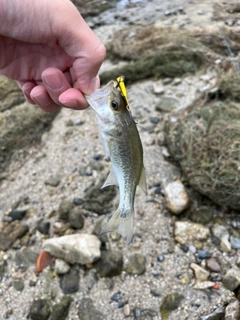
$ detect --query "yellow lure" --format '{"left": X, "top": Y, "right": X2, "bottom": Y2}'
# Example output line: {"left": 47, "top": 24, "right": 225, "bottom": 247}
{"left": 116, "top": 76, "right": 131, "bottom": 111}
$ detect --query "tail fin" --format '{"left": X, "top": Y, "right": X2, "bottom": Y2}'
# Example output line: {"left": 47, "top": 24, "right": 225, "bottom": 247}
{"left": 100, "top": 209, "right": 134, "bottom": 244}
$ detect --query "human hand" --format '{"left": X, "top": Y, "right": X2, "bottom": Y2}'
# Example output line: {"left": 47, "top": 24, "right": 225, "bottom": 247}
{"left": 0, "top": 0, "right": 106, "bottom": 112}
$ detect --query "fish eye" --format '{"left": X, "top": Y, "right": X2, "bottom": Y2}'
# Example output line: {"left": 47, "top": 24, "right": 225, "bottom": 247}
{"left": 111, "top": 100, "right": 118, "bottom": 110}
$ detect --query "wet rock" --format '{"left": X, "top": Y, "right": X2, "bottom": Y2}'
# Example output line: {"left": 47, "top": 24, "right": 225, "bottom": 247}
{"left": 51, "top": 296, "right": 73, "bottom": 320}
{"left": 60, "top": 265, "right": 80, "bottom": 294}
{"left": 78, "top": 297, "right": 105, "bottom": 320}
{"left": 58, "top": 200, "right": 74, "bottom": 221}
{"left": 29, "top": 298, "right": 51, "bottom": 320}
{"left": 225, "top": 299, "right": 240, "bottom": 320}
{"left": 42, "top": 234, "right": 101, "bottom": 265}
{"left": 13, "top": 279, "right": 24, "bottom": 291}
{"left": 54, "top": 259, "right": 71, "bottom": 275}
{"left": 68, "top": 207, "right": 84, "bottom": 229}
{"left": 190, "top": 263, "right": 210, "bottom": 282}
{"left": 160, "top": 293, "right": 184, "bottom": 320}
{"left": 174, "top": 221, "right": 210, "bottom": 245}
{"left": 164, "top": 180, "right": 189, "bottom": 215}
{"left": 125, "top": 253, "right": 146, "bottom": 275}
{"left": 200, "top": 306, "right": 225, "bottom": 320}
{"left": 223, "top": 267, "right": 240, "bottom": 291}
{"left": 44, "top": 175, "right": 61, "bottom": 187}
{"left": 37, "top": 219, "right": 50, "bottom": 235}
{"left": 230, "top": 236, "right": 240, "bottom": 249}
{"left": 83, "top": 179, "right": 117, "bottom": 215}
{"left": 206, "top": 258, "right": 221, "bottom": 273}
{"left": 0, "top": 221, "right": 29, "bottom": 251}
{"left": 9, "top": 208, "right": 27, "bottom": 221}
{"left": 94, "top": 250, "right": 123, "bottom": 277}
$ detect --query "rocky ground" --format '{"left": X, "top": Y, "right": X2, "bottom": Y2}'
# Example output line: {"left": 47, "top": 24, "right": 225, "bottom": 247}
{"left": 1, "top": 0, "right": 240, "bottom": 319}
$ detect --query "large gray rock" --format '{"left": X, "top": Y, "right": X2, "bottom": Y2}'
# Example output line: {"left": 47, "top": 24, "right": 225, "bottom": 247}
{"left": 43, "top": 234, "right": 101, "bottom": 265}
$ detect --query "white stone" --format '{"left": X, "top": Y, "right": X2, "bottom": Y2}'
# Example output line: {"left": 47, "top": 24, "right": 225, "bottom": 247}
{"left": 190, "top": 263, "right": 210, "bottom": 282}
{"left": 174, "top": 221, "right": 210, "bottom": 245}
{"left": 43, "top": 234, "right": 101, "bottom": 265}
{"left": 164, "top": 180, "right": 189, "bottom": 215}
{"left": 54, "top": 259, "right": 70, "bottom": 274}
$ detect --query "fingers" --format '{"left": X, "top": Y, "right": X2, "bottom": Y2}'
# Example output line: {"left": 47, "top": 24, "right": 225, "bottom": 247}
{"left": 18, "top": 68, "right": 90, "bottom": 112}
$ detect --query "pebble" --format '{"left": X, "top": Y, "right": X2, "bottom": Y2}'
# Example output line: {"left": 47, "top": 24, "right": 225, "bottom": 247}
{"left": 197, "top": 250, "right": 211, "bottom": 259}
{"left": 83, "top": 178, "right": 117, "bottom": 215}
{"left": 0, "top": 221, "right": 29, "bottom": 251}
{"left": 9, "top": 208, "right": 27, "bottom": 221}
{"left": 152, "top": 82, "right": 165, "bottom": 95}
{"left": 200, "top": 306, "right": 225, "bottom": 320}
{"left": 13, "top": 279, "right": 24, "bottom": 291}
{"left": 58, "top": 200, "right": 74, "bottom": 221}
{"left": 221, "top": 234, "right": 232, "bottom": 253}
{"left": 59, "top": 265, "right": 79, "bottom": 294}
{"left": 68, "top": 207, "right": 84, "bottom": 229}
{"left": 123, "top": 304, "right": 131, "bottom": 316}
{"left": 206, "top": 258, "right": 221, "bottom": 273}
{"left": 133, "top": 307, "right": 141, "bottom": 320}
{"left": 51, "top": 296, "right": 73, "bottom": 320}
{"left": 211, "top": 224, "right": 231, "bottom": 252}
{"left": 230, "top": 236, "right": 240, "bottom": 249}
{"left": 193, "top": 281, "right": 215, "bottom": 290}
{"left": 29, "top": 298, "right": 51, "bottom": 320}
{"left": 225, "top": 299, "right": 240, "bottom": 320}
{"left": 44, "top": 175, "right": 61, "bottom": 187}
{"left": 174, "top": 221, "right": 210, "bottom": 245}
{"left": 223, "top": 267, "right": 240, "bottom": 291}
{"left": 156, "top": 96, "right": 180, "bottom": 112}
{"left": 73, "top": 197, "right": 84, "bottom": 205}
{"left": 42, "top": 234, "right": 101, "bottom": 265}
{"left": 164, "top": 180, "right": 189, "bottom": 215}
{"left": 190, "top": 263, "right": 210, "bottom": 282}
{"left": 94, "top": 250, "right": 123, "bottom": 277}
{"left": 189, "top": 206, "right": 213, "bottom": 225}
{"left": 54, "top": 259, "right": 71, "bottom": 275}
{"left": 37, "top": 219, "right": 50, "bottom": 235}
{"left": 160, "top": 293, "right": 184, "bottom": 319}
{"left": 157, "top": 255, "right": 165, "bottom": 262}
{"left": 78, "top": 297, "right": 105, "bottom": 320}
{"left": 125, "top": 253, "right": 146, "bottom": 275}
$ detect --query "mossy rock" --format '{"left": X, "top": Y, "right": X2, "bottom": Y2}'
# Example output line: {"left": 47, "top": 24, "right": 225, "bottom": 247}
{"left": 0, "top": 101, "right": 58, "bottom": 173}
{"left": 165, "top": 98, "right": 240, "bottom": 210}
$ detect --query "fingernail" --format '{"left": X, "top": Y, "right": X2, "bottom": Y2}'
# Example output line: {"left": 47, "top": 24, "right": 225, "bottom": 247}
{"left": 83, "top": 77, "right": 98, "bottom": 95}
{"left": 43, "top": 73, "right": 63, "bottom": 91}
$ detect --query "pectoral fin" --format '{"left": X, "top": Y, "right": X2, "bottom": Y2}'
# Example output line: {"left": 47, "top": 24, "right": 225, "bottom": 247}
{"left": 101, "top": 169, "right": 118, "bottom": 188}
{"left": 138, "top": 166, "right": 147, "bottom": 194}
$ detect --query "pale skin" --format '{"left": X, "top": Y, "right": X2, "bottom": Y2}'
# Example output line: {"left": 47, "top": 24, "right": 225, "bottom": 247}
{"left": 0, "top": 0, "right": 106, "bottom": 112}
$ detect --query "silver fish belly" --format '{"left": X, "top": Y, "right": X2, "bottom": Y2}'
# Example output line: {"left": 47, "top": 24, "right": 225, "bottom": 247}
{"left": 85, "top": 79, "right": 147, "bottom": 243}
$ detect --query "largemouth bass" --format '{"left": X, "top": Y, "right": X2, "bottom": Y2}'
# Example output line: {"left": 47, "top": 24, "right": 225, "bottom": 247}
{"left": 85, "top": 78, "right": 147, "bottom": 243}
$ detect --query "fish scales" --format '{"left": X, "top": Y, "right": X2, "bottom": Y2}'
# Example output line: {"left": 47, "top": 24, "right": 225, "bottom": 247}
{"left": 85, "top": 79, "right": 147, "bottom": 243}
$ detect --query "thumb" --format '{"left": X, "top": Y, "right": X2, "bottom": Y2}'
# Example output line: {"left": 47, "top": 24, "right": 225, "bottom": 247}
{"left": 54, "top": 2, "right": 106, "bottom": 94}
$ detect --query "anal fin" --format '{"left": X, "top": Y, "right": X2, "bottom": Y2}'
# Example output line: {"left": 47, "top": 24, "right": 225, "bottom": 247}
{"left": 101, "top": 169, "right": 118, "bottom": 189}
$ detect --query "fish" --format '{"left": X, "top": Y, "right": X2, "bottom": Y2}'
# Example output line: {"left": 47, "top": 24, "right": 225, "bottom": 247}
{"left": 85, "top": 77, "right": 147, "bottom": 243}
